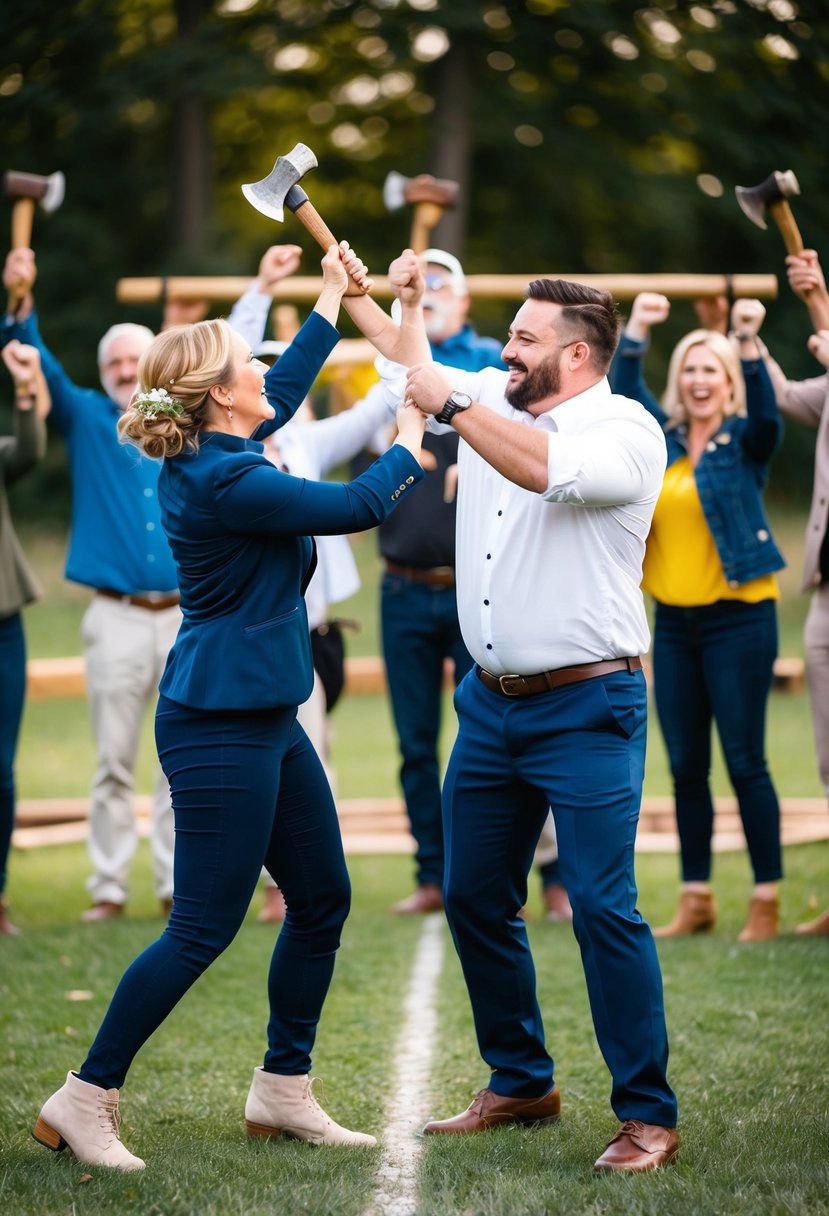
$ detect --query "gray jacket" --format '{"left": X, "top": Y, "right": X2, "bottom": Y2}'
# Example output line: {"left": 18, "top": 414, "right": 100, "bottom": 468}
{"left": 0, "top": 402, "right": 45, "bottom": 617}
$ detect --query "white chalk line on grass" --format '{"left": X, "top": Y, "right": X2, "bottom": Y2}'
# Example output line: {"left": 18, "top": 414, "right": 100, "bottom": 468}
{"left": 366, "top": 913, "right": 446, "bottom": 1216}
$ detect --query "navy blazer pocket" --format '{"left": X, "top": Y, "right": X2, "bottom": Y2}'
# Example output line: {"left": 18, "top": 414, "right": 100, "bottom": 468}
{"left": 244, "top": 607, "right": 299, "bottom": 635}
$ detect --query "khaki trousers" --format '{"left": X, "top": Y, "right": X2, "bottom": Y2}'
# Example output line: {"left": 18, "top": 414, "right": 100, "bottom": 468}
{"left": 81, "top": 594, "right": 180, "bottom": 904}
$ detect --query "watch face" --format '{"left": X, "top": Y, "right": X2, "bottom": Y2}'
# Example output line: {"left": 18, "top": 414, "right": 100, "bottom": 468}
{"left": 449, "top": 391, "right": 472, "bottom": 409}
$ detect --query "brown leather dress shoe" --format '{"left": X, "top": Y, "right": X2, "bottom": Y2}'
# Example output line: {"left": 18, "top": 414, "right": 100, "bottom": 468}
{"left": 423, "top": 1085, "right": 560, "bottom": 1134}
{"left": 593, "top": 1120, "right": 679, "bottom": 1172}
{"left": 392, "top": 884, "right": 443, "bottom": 915}
{"left": 80, "top": 901, "right": 124, "bottom": 924}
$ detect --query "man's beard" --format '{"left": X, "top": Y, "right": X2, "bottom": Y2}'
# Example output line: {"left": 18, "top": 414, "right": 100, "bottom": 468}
{"left": 504, "top": 353, "right": 562, "bottom": 412}
{"left": 101, "top": 373, "right": 137, "bottom": 411}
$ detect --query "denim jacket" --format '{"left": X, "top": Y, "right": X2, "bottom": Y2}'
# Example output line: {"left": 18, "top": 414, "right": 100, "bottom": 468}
{"left": 610, "top": 334, "right": 785, "bottom": 586}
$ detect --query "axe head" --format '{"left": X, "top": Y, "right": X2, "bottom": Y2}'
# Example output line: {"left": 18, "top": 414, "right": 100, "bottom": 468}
{"left": 2, "top": 169, "right": 65, "bottom": 212}
{"left": 735, "top": 169, "right": 800, "bottom": 231}
{"left": 383, "top": 170, "right": 460, "bottom": 212}
{"left": 241, "top": 143, "right": 318, "bottom": 222}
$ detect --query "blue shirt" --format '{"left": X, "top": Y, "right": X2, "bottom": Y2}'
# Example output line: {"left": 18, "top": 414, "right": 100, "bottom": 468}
{"left": 1, "top": 311, "right": 178, "bottom": 594}
{"left": 431, "top": 323, "right": 505, "bottom": 373}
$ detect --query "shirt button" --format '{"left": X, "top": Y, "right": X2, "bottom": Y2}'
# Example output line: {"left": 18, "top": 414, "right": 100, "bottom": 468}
{"left": 486, "top": 643, "right": 493, "bottom": 650}
{"left": 147, "top": 554, "right": 156, "bottom": 563}
{"left": 756, "top": 529, "right": 768, "bottom": 541}
{"left": 144, "top": 488, "right": 153, "bottom": 498}
{"left": 497, "top": 510, "right": 502, "bottom": 516}
{"left": 486, "top": 553, "right": 491, "bottom": 560}
{"left": 484, "top": 599, "right": 490, "bottom": 606}
{"left": 147, "top": 522, "right": 155, "bottom": 531}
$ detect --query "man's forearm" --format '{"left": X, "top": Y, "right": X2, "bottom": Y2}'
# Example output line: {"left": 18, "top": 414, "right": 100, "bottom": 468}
{"left": 342, "top": 294, "right": 430, "bottom": 366}
{"left": 451, "top": 405, "right": 549, "bottom": 493}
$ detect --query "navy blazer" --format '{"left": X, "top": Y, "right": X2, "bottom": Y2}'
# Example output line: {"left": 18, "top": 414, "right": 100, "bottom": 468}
{"left": 158, "top": 312, "right": 424, "bottom": 710}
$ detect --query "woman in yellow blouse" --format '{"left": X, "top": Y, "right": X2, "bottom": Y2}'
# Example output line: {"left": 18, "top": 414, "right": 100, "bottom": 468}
{"left": 612, "top": 294, "right": 785, "bottom": 941}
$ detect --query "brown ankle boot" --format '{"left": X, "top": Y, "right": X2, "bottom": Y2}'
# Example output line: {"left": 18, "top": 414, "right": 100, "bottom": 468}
{"left": 0, "top": 897, "right": 21, "bottom": 936}
{"left": 737, "top": 895, "right": 779, "bottom": 942}
{"left": 795, "top": 907, "right": 829, "bottom": 936}
{"left": 653, "top": 890, "right": 716, "bottom": 937}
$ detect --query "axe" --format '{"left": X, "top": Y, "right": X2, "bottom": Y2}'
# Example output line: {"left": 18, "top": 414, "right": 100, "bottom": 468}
{"left": 735, "top": 169, "right": 803, "bottom": 255}
{"left": 2, "top": 169, "right": 65, "bottom": 313}
{"left": 241, "top": 144, "right": 369, "bottom": 294}
{"left": 383, "top": 171, "right": 460, "bottom": 254}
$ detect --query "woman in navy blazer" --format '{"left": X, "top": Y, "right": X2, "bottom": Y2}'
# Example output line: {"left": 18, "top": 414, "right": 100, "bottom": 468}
{"left": 33, "top": 244, "right": 427, "bottom": 1169}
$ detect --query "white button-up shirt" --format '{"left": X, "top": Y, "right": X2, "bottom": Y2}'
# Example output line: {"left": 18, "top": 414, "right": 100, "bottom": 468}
{"left": 383, "top": 363, "right": 667, "bottom": 674}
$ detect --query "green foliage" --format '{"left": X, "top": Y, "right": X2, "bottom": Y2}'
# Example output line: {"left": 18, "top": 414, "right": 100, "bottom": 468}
{"left": 1, "top": 0, "right": 826, "bottom": 511}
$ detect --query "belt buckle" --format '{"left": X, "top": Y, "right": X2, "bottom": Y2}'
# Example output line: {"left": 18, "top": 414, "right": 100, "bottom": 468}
{"left": 498, "top": 673, "right": 523, "bottom": 696}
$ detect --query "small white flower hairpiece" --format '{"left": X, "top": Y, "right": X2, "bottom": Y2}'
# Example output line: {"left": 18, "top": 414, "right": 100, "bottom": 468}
{"left": 133, "top": 386, "right": 183, "bottom": 420}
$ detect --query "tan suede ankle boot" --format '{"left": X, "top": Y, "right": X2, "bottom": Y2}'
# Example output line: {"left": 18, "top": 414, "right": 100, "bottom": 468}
{"left": 32, "top": 1071, "right": 145, "bottom": 1170}
{"left": 244, "top": 1068, "right": 376, "bottom": 1146}
{"left": 653, "top": 889, "right": 716, "bottom": 937}
{"left": 795, "top": 906, "right": 829, "bottom": 936}
{"left": 737, "top": 895, "right": 779, "bottom": 942}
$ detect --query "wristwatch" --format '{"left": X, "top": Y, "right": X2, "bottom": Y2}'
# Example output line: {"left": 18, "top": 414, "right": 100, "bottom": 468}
{"left": 435, "top": 390, "right": 473, "bottom": 425}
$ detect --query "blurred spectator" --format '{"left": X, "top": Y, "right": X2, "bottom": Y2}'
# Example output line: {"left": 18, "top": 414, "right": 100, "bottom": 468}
{"left": 611, "top": 292, "right": 785, "bottom": 942}
{"left": 0, "top": 340, "right": 49, "bottom": 935}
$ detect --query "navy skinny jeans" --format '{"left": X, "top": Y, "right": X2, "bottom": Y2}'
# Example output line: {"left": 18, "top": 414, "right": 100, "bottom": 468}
{"left": 380, "top": 572, "right": 474, "bottom": 887}
{"left": 0, "top": 612, "right": 26, "bottom": 897}
{"left": 652, "top": 598, "right": 783, "bottom": 884}
{"left": 80, "top": 695, "right": 351, "bottom": 1091}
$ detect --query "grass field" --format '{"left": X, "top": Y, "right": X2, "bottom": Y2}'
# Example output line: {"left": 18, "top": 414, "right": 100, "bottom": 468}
{"left": 3, "top": 510, "right": 829, "bottom": 1214}
{"left": 1, "top": 845, "right": 828, "bottom": 1215}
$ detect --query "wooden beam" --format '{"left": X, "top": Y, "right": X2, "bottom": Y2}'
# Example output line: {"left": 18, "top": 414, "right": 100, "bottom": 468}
{"left": 117, "top": 272, "right": 779, "bottom": 305}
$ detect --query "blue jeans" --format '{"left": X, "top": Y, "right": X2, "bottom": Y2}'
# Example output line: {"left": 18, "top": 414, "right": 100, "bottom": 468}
{"left": 653, "top": 599, "right": 782, "bottom": 883}
{"left": 443, "top": 667, "right": 677, "bottom": 1127}
{"left": 80, "top": 696, "right": 350, "bottom": 1090}
{"left": 381, "top": 572, "right": 474, "bottom": 886}
{"left": 0, "top": 612, "right": 26, "bottom": 897}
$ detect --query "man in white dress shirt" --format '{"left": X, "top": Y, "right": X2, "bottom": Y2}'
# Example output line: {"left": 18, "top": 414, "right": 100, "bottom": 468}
{"left": 401, "top": 277, "right": 679, "bottom": 1173}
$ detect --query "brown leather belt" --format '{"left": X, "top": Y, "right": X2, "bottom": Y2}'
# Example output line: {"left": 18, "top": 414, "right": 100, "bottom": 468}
{"left": 97, "top": 588, "right": 180, "bottom": 612}
{"left": 385, "top": 561, "right": 455, "bottom": 588}
{"left": 477, "top": 656, "right": 642, "bottom": 697}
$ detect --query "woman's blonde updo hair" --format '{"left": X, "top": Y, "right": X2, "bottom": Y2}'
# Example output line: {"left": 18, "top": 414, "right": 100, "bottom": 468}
{"left": 660, "top": 328, "right": 746, "bottom": 426}
{"left": 118, "top": 318, "right": 236, "bottom": 458}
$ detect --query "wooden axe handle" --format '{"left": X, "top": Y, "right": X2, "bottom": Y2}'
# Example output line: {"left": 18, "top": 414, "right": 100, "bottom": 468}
{"left": 768, "top": 199, "right": 804, "bottom": 256}
{"left": 410, "top": 202, "right": 445, "bottom": 255}
{"left": 289, "top": 198, "right": 370, "bottom": 295}
{"left": 7, "top": 198, "right": 37, "bottom": 313}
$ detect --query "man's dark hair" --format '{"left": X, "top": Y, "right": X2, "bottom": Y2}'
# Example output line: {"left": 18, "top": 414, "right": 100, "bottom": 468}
{"left": 526, "top": 279, "right": 621, "bottom": 371}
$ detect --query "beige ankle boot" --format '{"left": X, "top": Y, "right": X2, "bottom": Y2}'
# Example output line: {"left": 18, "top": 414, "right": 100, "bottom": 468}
{"left": 32, "top": 1071, "right": 145, "bottom": 1170}
{"left": 738, "top": 895, "right": 779, "bottom": 942}
{"left": 653, "top": 889, "right": 716, "bottom": 937}
{"left": 244, "top": 1067, "right": 376, "bottom": 1146}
